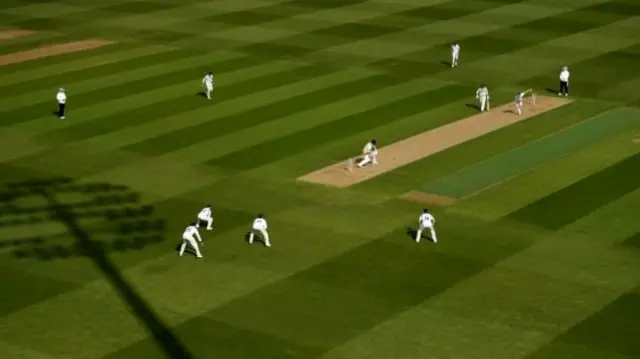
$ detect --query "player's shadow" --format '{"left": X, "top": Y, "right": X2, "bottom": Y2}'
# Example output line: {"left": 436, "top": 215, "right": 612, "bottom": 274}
{"left": 196, "top": 91, "right": 206, "bottom": 98}
{"left": 465, "top": 103, "right": 480, "bottom": 110}
{"left": 0, "top": 177, "right": 195, "bottom": 359}
{"left": 441, "top": 61, "right": 450, "bottom": 67}
{"left": 545, "top": 88, "right": 558, "bottom": 94}
{"left": 244, "top": 232, "right": 268, "bottom": 246}
{"left": 405, "top": 227, "right": 435, "bottom": 243}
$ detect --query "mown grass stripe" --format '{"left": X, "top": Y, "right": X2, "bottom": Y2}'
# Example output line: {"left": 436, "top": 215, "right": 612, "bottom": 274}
{"left": 0, "top": 44, "right": 172, "bottom": 87}
{"left": 164, "top": 77, "right": 445, "bottom": 164}
{"left": 125, "top": 72, "right": 402, "bottom": 156}
{"left": 0, "top": 52, "right": 251, "bottom": 125}
{"left": 77, "top": 67, "right": 377, "bottom": 151}
{"left": 44, "top": 62, "right": 331, "bottom": 142}
{"left": 207, "top": 84, "right": 468, "bottom": 170}
{"left": 507, "top": 152, "right": 640, "bottom": 230}
{"left": 422, "top": 108, "right": 640, "bottom": 198}
{"left": 0, "top": 46, "right": 202, "bottom": 97}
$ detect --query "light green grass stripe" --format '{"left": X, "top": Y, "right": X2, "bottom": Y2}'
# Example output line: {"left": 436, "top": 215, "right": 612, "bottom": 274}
{"left": 164, "top": 78, "right": 449, "bottom": 164}
{"left": 1, "top": 60, "right": 302, "bottom": 162}
{"left": 0, "top": 341, "right": 59, "bottom": 359}
{"left": 421, "top": 108, "right": 640, "bottom": 198}
{"left": 0, "top": 44, "right": 173, "bottom": 86}
{"left": 77, "top": 68, "right": 377, "bottom": 151}
{"left": 9, "top": 59, "right": 299, "bottom": 139}
{"left": 0, "top": 50, "right": 241, "bottom": 112}
{"left": 322, "top": 191, "right": 640, "bottom": 359}
{"left": 451, "top": 127, "right": 640, "bottom": 220}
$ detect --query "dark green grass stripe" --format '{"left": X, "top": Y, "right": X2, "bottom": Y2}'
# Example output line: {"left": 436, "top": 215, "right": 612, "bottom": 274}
{"left": 0, "top": 55, "right": 263, "bottom": 126}
{"left": 125, "top": 73, "right": 405, "bottom": 156}
{"left": 506, "top": 153, "right": 640, "bottom": 230}
{"left": 421, "top": 109, "right": 640, "bottom": 198}
{"left": 203, "top": 0, "right": 369, "bottom": 26}
{"left": 99, "top": 0, "right": 182, "bottom": 14}
{"left": 373, "top": 2, "right": 640, "bottom": 74}
{"left": 113, "top": 220, "right": 532, "bottom": 358}
{"left": 0, "top": 47, "right": 203, "bottom": 97}
{"left": 0, "top": 41, "right": 137, "bottom": 74}
{"left": 624, "top": 232, "right": 640, "bottom": 250}
{"left": 47, "top": 63, "right": 336, "bottom": 142}
{"left": 0, "top": 33, "right": 85, "bottom": 55}
{"left": 207, "top": 84, "right": 467, "bottom": 170}
{"left": 521, "top": 43, "right": 640, "bottom": 100}
{"left": 238, "top": 0, "right": 528, "bottom": 58}
{"left": 525, "top": 290, "right": 640, "bottom": 359}
{"left": 0, "top": 264, "right": 79, "bottom": 316}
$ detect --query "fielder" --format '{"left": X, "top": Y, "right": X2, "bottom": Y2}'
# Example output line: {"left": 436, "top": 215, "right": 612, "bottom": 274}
{"left": 357, "top": 139, "right": 378, "bottom": 167}
{"left": 451, "top": 43, "right": 460, "bottom": 67}
{"left": 559, "top": 66, "right": 569, "bottom": 96}
{"left": 196, "top": 204, "right": 213, "bottom": 230}
{"left": 515, "top": 89, "right": 532, "bottom": 115}
{"left": 56, "top": 88, "right": 66, "bottom": 119}
{"left": 415, "top": 208, "right": 437, "bottom": 243}
{"left": 179, "top": 222, "right": 203, "bottom": 258}
{"left": 476, "top": 84, "right": 489, "bottom": 112}
{"left": 202, "top": 72, "right": 214, "bottom": 100}
{"left": 248, "top": 214, "right": 271, "bottom": 247}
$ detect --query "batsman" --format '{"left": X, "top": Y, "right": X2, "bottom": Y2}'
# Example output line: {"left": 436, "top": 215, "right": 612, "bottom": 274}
{"left": 357, "top": 139, "right": 378, "bottom": 167}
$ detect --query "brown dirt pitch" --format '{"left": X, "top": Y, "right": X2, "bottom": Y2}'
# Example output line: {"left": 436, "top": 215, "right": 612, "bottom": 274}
{"left": 299, "top": 95, "right": 571, "bottom": 188}
{"left": 0, "top": 29, "right": 34, "bottom": 41}
{"left": 0, "top": 39, "right": 114, "bottom": 66}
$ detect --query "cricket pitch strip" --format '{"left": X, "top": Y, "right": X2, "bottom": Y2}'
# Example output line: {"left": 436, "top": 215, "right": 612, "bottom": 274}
{"left": 298, "top": 95, "right": 571, "bottom": 188}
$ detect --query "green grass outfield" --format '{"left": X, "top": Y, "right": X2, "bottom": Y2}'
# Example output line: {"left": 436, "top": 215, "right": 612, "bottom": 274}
{"left": 1, "top": 1, "right": 639, "bottom": 359}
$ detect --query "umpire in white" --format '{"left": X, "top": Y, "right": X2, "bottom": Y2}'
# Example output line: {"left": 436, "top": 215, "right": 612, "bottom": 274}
{"left": 559, "top": 66, "right": 569, "bottom": 96}
{"left": 56, "top": 88, "right": 66, "bottom": 119}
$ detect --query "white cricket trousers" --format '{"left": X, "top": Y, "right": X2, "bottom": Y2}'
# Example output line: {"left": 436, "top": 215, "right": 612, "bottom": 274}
{"left": 249, "top": 227, "right": 271, "bottom": 247}
{"left": 452, "top": 53, "right": 459, "bottom": 66}
{"left": 205, "top": 84, "right": 213, "bottom": 99}
{"left": 479, "top": 97, "right": 488, "bottom": 111}
{"left": 416, "top": 224, "right": 437, "bottom": 243}
{"left": 358, "top": 151, "right": 378, "bottom": 167}
{"left": 180, "top": 236, "right": 203, "bottom": 257}
{"left": 516, "top": 101, "right": 523, "bottom": 115}
{"left": 197, "top": 214, "right": 213, "bottom": 229}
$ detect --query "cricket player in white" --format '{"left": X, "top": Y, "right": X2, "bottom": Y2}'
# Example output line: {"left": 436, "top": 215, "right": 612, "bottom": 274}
{"left": 179, "top": 222, "right": 203, "bottom": 258}
{"left": 56, "top": 88, "right": 66, "bottom": 119}
{"left": 202, "top": 72, "right": 214, "bottom": 100}
{"left": 248, "top": 214, "right": 271, "bottom": 247}
{"left": 476, "top": 84, "right": 489, "bottom": 112}
{"left": 559, "top": 66, "right": 569, "bottom": 96}
{"left": 515, "top": 89, "right": 532, "bottom": 115}
{"left": 416, "top": 208, "right": 437, "bottom": 243}
{"left": 196, "top": 204, "right": 213, "bottom": 230}
{"left": 357, "top": 139, "right": 378, "bottom": 167}
{"left": 451, "top": 43, "right": 460, "bottom": 67}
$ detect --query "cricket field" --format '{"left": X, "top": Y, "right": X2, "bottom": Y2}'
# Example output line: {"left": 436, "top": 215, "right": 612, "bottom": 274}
{"left": 0, "top": 0, "right": 639, "bottom": 358}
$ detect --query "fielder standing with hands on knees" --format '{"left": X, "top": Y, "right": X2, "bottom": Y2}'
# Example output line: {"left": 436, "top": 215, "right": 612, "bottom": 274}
{"left": 56, "top": 87, "right": 66, "bottom": 119}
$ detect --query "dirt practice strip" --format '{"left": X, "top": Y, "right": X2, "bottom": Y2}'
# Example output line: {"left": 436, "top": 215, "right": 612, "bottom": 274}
{"left": 0, "top": 29, "right": 34, "bottom": 41}
{"left": 299, "top": 96, "right": 571, "bottom": 188}
{"left": 0, "top": 39, "right": 115, "bottom": 66}
{"left": 400, "top": 191, "right": 457, "bottom": 206}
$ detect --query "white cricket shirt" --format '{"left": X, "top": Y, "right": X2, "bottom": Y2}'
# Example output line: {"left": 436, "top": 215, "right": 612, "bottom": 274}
{"left": 253, "top": 218, "right": 267, "bottom": 230}
{"left": 559, "top": 70, "right": 569, "bottom": 82}
{"left": 56, "top": 91, "right": 66, "bottom": 104}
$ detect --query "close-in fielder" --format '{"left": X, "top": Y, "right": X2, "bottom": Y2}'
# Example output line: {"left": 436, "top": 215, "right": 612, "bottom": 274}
{"left": 196, "top": 204, "right": 213, "bottom": 230}
{"left": 415, "top": 208, "right": 437, "bottom": 243}
{"left": 202, "top": 72, "right": 214, "bottom": 100}
{"left": 451, "top": 43, "right": 460, "bottom": 67}
{"left": 248, "top": 214, "right": 271, "bottom": 247}
{"left": 180, "top": 222, "right": 203, "bottom": 258}
{"left": 515, "top": 89, "right": 532, "bottom": 115}
{"left": 476, "top": 84, "right": 489, "bottom": 112}
{"left": 357, "top": 139, "right": 378, "bottom": 167}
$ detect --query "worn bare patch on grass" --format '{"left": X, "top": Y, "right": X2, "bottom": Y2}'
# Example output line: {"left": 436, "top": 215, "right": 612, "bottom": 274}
{"left": 400, "top": 191, "right": 457, "bottom": 206}
{"left": 0, "top": 39, "right": 115, "bottom": 66}
{"left": 0, "top": 29, "right": 34, "bottom": 41}
{"left": 299, "top": 96, "right": 571, "bottom": 188}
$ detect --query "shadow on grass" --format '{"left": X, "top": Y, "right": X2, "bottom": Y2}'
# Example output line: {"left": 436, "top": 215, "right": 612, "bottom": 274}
{"left": 405, "top": 227, "right": 435, "bottom": 243}
{"left": 0, "top": 177, "right": 194, "bottom": 359}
